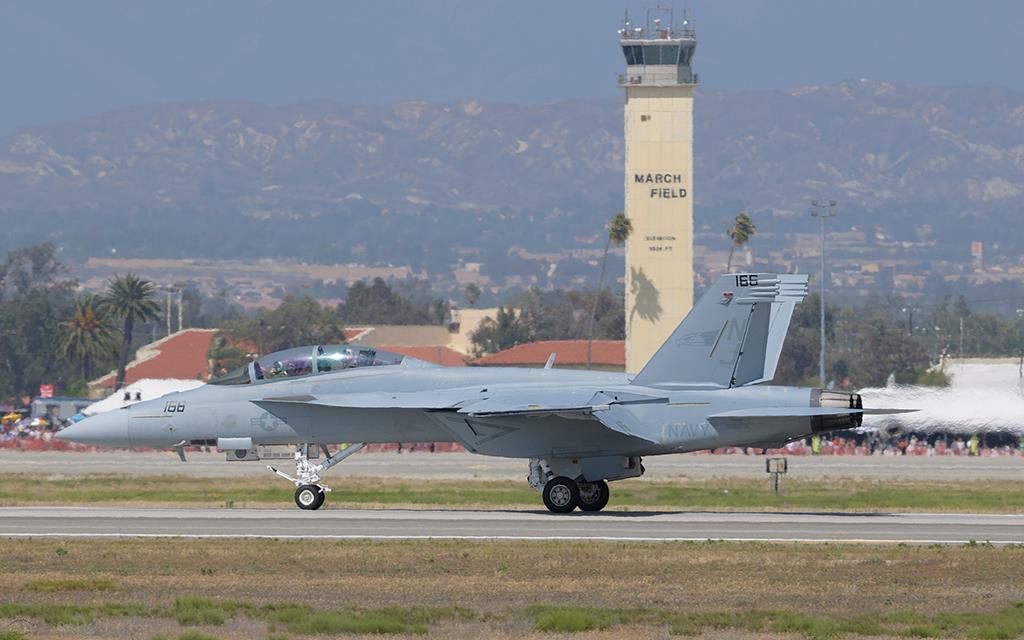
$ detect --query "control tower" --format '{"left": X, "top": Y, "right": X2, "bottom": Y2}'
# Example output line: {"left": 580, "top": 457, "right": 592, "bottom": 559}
{"left": 619, "top": 9, "right": 697, "bottom": 373}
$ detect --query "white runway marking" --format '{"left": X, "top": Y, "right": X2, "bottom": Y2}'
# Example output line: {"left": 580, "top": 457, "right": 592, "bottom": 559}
{"left": 1, "top": 533, "right": 1021, "bottom": 545}
{"left": 1, "top": 507, "right": 1021, "bottom": 545}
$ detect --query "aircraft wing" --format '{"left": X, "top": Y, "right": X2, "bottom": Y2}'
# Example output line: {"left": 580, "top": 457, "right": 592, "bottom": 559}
{"left": 255, "top": 388, "right": 668, "bottom": 416}
{"left": 460, "top": 389, "right": 668, "bottom": 414}
{"left": 255, "top": 389, "right": 477, "bottom": 411}
{"left": 252, "top": 388, "right": 668, "bottom": 444}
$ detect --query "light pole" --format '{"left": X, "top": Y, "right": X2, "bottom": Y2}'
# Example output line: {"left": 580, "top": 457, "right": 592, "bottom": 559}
{"left": 811, "top": 199, "right": 836, "bottom": 388}
{"left": 1016, "top": 309, "right": 1024, "bottom": 379}
{"left": 901, "top": 306, "right": 915, "bottom": 337}
{"left": 157, "top": 285, "right": 183, "bottom": 337}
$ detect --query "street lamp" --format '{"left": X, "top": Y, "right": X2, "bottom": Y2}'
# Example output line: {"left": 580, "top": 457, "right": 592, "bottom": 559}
{"left": 1016, "top": 309, "right": 1024, "bottom": 379}
{"left": 156, "top": 284, "right": 185, "bottom": 337}
{"left": 811, "top": 199, "right": 837, "bottom": 388}
{"left": 901, "top": 306, "right": 915, "bottom": 337}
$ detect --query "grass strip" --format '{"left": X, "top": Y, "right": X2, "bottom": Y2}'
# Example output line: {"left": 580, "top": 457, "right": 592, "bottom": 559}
{"left": 526, "top": 603, "right": 1024, "bottom": 639}
{"left": 0, "top": 598, "right": 471, "bottom": 636}
{"left": 0, "top": 597, "right": 1022, "bottom": 638}
{"left": 4, "top": 474, "right": 1023, "bottom": 512}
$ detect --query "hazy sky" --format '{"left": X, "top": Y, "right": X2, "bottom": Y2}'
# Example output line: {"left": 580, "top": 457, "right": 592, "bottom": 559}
{"left": 2, "top": 0, "right": 1022, "bottom": 134}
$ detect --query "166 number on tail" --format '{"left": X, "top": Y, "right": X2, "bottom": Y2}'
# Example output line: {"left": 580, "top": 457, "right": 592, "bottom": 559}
{"left": 164, "top": 401, "right": 186, "bottom": 413}
{"left": 734, "top": 275, "right": 758, "bottom": 287}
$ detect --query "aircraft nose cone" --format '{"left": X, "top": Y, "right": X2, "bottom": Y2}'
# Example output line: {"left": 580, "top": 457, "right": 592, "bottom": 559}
{"left": 56, "top": 411, "right": 130, "bottom": 447}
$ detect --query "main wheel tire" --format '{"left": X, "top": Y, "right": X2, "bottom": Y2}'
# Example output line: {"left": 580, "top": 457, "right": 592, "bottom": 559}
{"left": 577, "top": 480, "right": 610, "bottom": 512}
{"left": 294, "top": 484, "right": 325, "bottom": 510}
{"left": 542, "top": 476, "right": 580, "bottom": 514}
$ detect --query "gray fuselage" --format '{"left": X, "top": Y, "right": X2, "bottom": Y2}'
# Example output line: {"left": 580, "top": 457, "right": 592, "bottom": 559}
{"left": 70, "top": 358, "right": 819, "bottom": 460}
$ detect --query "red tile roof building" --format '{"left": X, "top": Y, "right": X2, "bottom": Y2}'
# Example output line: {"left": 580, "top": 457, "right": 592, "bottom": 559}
{"left": 381, "top": 346, "right": 468, "bottom": 367}
{"left": 90, "top": 329, "right": 219, "bottom": 390}
{"left": 344, "top": 327, "right": 372, "bottom": 342}
{"left": 471, "top": 340, "right": 625, "bottom": 371}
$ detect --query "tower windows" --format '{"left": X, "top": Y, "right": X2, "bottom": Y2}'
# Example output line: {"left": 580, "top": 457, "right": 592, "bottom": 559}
{"left": 622, "top": 45, "right": 644, "bottom": 65}
{"left": 623, "top": 43, "right": 690, "bottom": 67}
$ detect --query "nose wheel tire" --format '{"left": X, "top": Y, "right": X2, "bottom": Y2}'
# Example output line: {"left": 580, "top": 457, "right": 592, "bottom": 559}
{"left": 294, "top": 484, "right": 325, "bottom": 510}
{"left": 542, "top": 476, "right": 580, "bottom": 514}
{"left": 577, "top": 480, "right": 610, "bottom": 512}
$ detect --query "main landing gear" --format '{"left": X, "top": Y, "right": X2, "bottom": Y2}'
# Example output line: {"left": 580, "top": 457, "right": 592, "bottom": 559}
{"left": 269, "top": 443, "right": 365, "bottom": 510}
{"left": 577, "top": 479, "right": 610, "bottom": 512}
{"left": 541, "top": 477, "right": 611, "bottom": 513}
{"left": 529, "top": 458, "right": 624, "bottom": 514}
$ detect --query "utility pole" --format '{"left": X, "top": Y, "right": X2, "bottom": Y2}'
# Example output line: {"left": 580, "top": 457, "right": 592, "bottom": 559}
{"left": 165, "top": 289, "right": 172, "bottom": 337}
{"left": 177, "top": 288, "right": 184, "bottom": 332}
{"left": 902, "top": 306, "right": 914, "bottom": 337}
{"left": 1017, "top": 309, "right": 1024, "bottom": 379}
{"left": 159, "top": 285, "right": 183, "bottom": 336}
{"left": 811, "top": 200, "right": 836, "bottom": 388}
{"left": 959, "top": 316, "right": 964, "bottom": 357}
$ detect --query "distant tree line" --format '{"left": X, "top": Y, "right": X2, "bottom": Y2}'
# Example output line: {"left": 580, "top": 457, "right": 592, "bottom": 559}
{"left": 0, "top": 245, "right": 457, "bottom": 402}
{"left": 0, "top": 244, "right": 170, "bottom": 400}
{"left": 219, "top": 277, "right": 452, "bottom": 358}
{"left": 470, "top": 288, "right": 625, "bottom": 357}
{"left": 775, "top": 292, "right": 1024, "bottom": 389}
{"left": 470, "top": 285, "right": 1024, "bottom": 390}
{"left": 0, "top": 244, "right": 80, "bottom": 400}
{"left": 3, "top": 241, "right": 1024, "bottom": 402}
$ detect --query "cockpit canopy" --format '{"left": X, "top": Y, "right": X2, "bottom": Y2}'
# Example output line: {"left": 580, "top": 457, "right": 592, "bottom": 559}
{"left": 210, "top": 344, "right": 404, "bottom": 386}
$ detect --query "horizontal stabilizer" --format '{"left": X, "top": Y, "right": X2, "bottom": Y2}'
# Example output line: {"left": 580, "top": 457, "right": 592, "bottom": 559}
{"left": 709, "top": 407, "right": 865, "bottom": 420}
{"left": 707, "top": 405, "right": 868, "bottom": 435}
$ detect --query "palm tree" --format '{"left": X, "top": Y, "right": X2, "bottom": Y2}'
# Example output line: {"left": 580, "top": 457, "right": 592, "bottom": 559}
{"left": 58, "top": 295, "right": 117, "bottom": 381}
{"left": 726, "top": 212, "right": 757, "bottom": 273}
{"left": 102, "top": 274, "right": 160, "bottom": 390}
{"left": 464, "top": 283, "right": 482, "bottom": 307}
{"left": 587, "top": 212, "right": 632, "bottom": 369}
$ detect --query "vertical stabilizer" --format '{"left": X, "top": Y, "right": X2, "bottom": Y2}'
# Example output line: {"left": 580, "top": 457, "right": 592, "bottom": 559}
{"left": 630, "top": 273, "right": 808, "bottom": 388}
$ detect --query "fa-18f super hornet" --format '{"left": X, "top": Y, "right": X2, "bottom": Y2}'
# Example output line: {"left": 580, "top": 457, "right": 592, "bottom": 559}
{"left": 60, "top": 273, "right": 903, "bottom": 512}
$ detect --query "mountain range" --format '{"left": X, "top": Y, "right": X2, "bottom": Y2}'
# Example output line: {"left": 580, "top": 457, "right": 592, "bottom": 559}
{"left": 2, "top": 79, "right": 1022, "bottom": 267}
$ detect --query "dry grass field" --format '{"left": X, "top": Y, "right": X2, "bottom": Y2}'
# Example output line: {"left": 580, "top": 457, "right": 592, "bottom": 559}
{"left": 0, "top": 538, "right": 1022, "bottom": 639}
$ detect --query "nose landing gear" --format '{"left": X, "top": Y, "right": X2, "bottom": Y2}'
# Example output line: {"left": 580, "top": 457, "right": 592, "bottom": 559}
{"left": 269, "top": 443, "right": 365, "bottom": 510}
{"left": 294, "top": 484, "right": 325, "bottom": 510}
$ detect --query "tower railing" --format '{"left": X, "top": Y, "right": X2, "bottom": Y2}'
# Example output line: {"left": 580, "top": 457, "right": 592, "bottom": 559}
{"left": 618, "top": 72, "right": 699, "bottom": 87}
{"left": 620, "top": 26, "right": 696, "bottom": 41}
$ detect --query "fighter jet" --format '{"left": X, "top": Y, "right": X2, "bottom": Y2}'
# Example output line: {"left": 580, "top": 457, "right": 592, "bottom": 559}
{"left": 59, "top": 273, "right": 898, "bottom": 512}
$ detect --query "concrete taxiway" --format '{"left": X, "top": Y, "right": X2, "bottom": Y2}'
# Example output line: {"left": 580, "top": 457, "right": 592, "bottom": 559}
{"left": 0, "top": 507, "right": 1020, "bottom": 544}
{"left": 4, "top": 450, "right": 1021, "bottom": 481}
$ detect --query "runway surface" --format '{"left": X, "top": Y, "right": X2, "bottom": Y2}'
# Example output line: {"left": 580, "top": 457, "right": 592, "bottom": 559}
{"left": 4, "top": 450, "right": 1022, "bottom": 480}
{"left": 1, "top": 507, "right": 1021, "bottom": 544}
